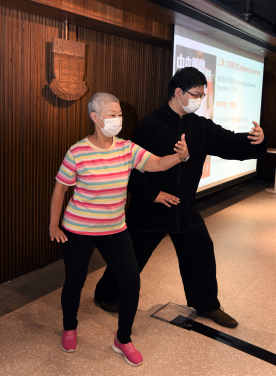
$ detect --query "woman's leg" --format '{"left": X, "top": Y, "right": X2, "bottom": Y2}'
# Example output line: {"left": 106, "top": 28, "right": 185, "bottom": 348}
{"left": 60, "top": 229, "right": 97, "bottom": 330}
{"left": 97, "top": 229, "right": 140, "bottom": 344}
{"left": 94, "top": 228, "right": 165, "bottom": 304}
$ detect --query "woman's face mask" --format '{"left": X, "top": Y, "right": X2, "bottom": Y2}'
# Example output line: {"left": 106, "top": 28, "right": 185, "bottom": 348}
{"left": 95, "top": 113, "right": 123, "bottom": 137}
{"left": 178, "top": 91, "right": 201, "bottom": 114}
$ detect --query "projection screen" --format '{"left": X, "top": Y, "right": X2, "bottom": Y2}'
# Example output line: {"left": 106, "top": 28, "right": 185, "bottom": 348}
{"left": 173, "top": 25, "right": 264, "bottom": 194}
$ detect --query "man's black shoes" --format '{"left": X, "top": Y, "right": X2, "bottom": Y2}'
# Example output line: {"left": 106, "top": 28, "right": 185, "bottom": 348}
{"left": 197, "top": 308, "right": 238, "bottom": 328}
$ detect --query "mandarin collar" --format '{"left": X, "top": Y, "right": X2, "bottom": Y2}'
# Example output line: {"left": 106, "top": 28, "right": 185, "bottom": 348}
{"left": 164, "top": 103, "right": 181, "bottom": 120}
{"left": 164, "top": 103, "right": 195, "bottom": 124}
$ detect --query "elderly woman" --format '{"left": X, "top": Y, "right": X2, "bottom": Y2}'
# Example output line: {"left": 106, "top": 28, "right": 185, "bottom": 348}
{"left": 49, "top": 93, "right": 189, "bottom": 367}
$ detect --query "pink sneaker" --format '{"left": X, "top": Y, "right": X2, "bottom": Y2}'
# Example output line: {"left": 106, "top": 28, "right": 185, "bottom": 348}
{"left": 61, "top": 329, "right": 77, "bottom": 352}
{"left": 112, "top": 334, "right": 143, "bottom": 366}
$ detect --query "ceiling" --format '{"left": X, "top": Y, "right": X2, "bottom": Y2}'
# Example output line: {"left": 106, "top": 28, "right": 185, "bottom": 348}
{"left": 208, "top": 0, "right": 276, "bottom": 36}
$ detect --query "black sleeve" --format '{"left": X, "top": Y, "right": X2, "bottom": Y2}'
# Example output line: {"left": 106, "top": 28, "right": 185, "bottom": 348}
{"left": 128, "top": 119, "right": 160, "bottom": 203}
{"left": 206, "top": 120, "right": 267, "bottom": 160}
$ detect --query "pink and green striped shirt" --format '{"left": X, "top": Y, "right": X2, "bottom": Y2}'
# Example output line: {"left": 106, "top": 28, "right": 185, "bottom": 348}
{"left": 56, "top": 136, "right": 152, "bottom": 235}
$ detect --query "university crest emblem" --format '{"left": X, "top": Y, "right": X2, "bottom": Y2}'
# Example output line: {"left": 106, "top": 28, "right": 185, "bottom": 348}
{"left": 49, "top": 37, "right": 88, "bottom": 101}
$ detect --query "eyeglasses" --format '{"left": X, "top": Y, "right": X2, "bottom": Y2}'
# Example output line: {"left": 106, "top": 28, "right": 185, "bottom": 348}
{"left": 185, "top": 90, "right": 206, "bottom": 100}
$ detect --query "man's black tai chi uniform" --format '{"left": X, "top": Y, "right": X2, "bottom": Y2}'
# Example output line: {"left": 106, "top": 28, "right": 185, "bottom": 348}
{"left": 95, "top": 103, "right": 267, "bottom": 313}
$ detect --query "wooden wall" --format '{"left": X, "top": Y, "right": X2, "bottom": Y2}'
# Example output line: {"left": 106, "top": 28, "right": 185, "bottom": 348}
{"left": 0, "top": 5, "right": 172, "bottom": 283}
{"left": 48, "top": 0, "right": 172, "bottom": 39}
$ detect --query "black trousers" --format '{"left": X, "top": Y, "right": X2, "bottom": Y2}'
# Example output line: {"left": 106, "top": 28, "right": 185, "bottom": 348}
{"left": 95, "top": 223, "right": 220, "bottom": 312}
{"left": 60, "top": 228, "right": 140, "bottom": 344}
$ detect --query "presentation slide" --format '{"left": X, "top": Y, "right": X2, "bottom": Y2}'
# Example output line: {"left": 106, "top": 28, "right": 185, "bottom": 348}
{"left": 173, "top": 25, "right": 264, "bottom": 193}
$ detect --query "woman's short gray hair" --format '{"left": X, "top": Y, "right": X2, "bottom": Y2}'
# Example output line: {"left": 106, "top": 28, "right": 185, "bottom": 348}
{"left": 88, "top": 93, "right": 120, "bottom": 117}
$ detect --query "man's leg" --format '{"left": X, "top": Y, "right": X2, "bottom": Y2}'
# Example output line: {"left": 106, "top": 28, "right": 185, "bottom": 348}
{"left": 170, "top": 223, "right": 238, "bottom": 327}
{"left": 94, "top": 229, "right": 165, "bottom": 306}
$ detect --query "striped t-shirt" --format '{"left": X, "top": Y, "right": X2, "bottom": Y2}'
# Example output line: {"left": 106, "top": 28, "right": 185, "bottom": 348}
{"left": 56, "top": 136, "right": 152, "bottom": 235}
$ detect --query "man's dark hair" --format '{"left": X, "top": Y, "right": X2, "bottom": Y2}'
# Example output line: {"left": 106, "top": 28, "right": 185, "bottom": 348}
{"left": 168, "top": 67, "right": 207, "bottom": 100}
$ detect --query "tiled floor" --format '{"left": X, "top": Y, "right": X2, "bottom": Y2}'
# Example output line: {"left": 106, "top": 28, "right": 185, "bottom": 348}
{"left": 1, "top": 188, "right": 276, "bottom": 375}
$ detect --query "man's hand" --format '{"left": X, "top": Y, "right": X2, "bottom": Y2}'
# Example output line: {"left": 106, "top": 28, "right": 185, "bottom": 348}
{"left": 247, "top": 121, "right": 264, "bottom": 144}
{"left": 49, "top": 226, "right": 68, "bottom": 243}
{"left": 154, "top": 191, "right": 180, "bottom": 207}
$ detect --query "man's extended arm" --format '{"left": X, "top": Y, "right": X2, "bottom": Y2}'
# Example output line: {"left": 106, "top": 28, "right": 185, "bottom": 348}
{"left": 206, "top": 120, "right": 267, "bottom": 160}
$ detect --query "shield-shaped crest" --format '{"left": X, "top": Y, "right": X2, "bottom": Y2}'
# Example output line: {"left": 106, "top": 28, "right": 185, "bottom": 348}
{"left": 49, "top": 37, "right": 88, "bottom": 101}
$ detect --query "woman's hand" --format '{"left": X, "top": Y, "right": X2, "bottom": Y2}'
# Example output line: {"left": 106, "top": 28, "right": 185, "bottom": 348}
{"left": 49, "top": 226, "right": 68, "bottom": 243}
{"left": 143, "top": 133, "right": 189, "bottom": 172}
{"left": 174, "top": 134, "right": 189, "bottom": 160}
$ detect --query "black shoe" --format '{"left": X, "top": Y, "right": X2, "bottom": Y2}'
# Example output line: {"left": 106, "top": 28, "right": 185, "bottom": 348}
{"left": 197, "top": 308, "right": 238, "bottom": 328}
{"left": 94, "top": 296, "right": 118, "bottom": 313}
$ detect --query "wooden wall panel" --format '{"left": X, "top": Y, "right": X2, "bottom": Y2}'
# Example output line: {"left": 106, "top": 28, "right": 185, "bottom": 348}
{"left": 44, "top": 0, "right": 172, "bottom": 39}
{"left": 0, "top": 5, "right": 172, "bottom": 283}
{"left": 0, "top": 0, "right": 172, "bottom": 49}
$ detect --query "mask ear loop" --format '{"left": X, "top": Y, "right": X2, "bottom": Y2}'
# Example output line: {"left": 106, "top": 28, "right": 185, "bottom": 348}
{"left": 93, "top": 113, "right": 104, "bottom": 129}
{"left": 95, "top": 113, "right": 104, "bottom": 121}
{"left": 183, "top": 92, "right": 189, "bottom": 101}
{"left": 178, "top": 97, "right": 183, "bottom": 106}
{"left": 181, "top": 90, "right": 191, "bottom": 101}
{"left": 177, "top": 90, "right": 187, "bottom": 107}
{"left": 178, "top": 93, "right": 185, "bottom": 107}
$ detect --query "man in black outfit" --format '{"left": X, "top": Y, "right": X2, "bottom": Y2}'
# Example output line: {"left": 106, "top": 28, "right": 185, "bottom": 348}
{"left": 94, "top": 67, "right": 266, "bottom": 328}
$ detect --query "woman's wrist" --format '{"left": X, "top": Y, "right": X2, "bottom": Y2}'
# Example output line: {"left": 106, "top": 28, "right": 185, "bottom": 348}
{"left": 179, "top": 153, "right": 190, "bottom": 162}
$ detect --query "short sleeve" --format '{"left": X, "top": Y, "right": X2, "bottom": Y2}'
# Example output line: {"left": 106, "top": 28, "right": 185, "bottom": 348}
{"left": 55, "top": 149, "right": 77, "bottom": 186}
{"left": 131, "top": 142, "right": 152, "bottom": 172}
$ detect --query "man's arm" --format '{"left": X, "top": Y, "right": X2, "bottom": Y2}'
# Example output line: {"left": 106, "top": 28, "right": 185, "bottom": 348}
{"left": 206, "top": 120, "right": 267, "bottom": 160}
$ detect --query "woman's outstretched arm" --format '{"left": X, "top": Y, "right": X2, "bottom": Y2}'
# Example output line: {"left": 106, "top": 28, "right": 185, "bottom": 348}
{"left": 143, "top": 134, "right": 189, "bottom": 172}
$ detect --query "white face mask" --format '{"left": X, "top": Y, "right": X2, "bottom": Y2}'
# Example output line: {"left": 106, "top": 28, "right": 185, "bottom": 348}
{"left": 95, "top": 114, "right": 123, "bottom": 137}
{"left": 178, "top": 92, "right": 201, "bottom": 114}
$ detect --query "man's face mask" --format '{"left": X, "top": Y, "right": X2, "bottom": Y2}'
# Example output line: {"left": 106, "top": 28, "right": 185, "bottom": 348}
{"left": 178, "top": 91, "right": 201, "bottom": 114}
{"left": 95, "top": 113, "right": 123, "bottom": 137}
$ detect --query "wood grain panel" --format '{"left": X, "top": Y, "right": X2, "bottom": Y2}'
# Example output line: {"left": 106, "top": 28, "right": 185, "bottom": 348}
{"left": 79, "top": 0, "right": 276, "bottom": 46}
{"left": 0, "top": 5, "right": 172, "bottom": 283}
{"left": 0, "top": 0, "right": 172, "bottom": 49}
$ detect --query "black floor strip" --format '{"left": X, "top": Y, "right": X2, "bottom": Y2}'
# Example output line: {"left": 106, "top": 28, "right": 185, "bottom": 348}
{"left": 151, "top": 310, "right": 276, "bottom": 366}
